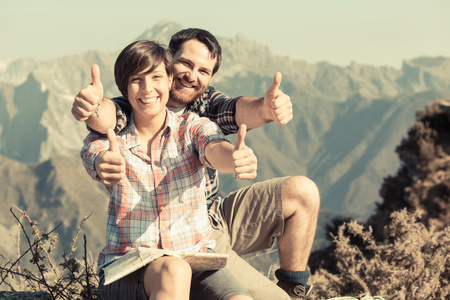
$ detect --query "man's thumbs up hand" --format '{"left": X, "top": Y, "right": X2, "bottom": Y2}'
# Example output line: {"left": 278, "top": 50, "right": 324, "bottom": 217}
{"left": 72, "top": 64, "right": 104, "bottom": 121}
{"left": 233, "top": 124, "right": 257, "bottom": 180}
{"left": 95, "top": 129, "right": 125, "bottom": 187}
{"left": 263, "top": 72, "right": 293, "bottom": 125}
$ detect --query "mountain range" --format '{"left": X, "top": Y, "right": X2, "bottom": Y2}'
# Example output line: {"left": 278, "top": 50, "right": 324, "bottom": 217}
{"left": 0, "top": 20, "right": 449, "bottom": 262}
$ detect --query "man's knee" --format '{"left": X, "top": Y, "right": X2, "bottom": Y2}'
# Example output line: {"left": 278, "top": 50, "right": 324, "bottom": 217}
{"left": 282, "top": 175, "right": 320, "bottom": 213}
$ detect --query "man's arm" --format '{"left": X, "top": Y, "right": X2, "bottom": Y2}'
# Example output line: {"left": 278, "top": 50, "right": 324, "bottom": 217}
{"left": 235, "top": 72, "right": 293, "bottom": 129}
{"left": 84, "top": 97, "right": 117, "bottom": 134}
{"left": 205, "top": 124, "right": 257, "bottom": 180}
{"left": 72, "top": 64, "right": 121, "bottom": 134}
{"left": 234, "top": 96, "right": 270, "bottom": 129}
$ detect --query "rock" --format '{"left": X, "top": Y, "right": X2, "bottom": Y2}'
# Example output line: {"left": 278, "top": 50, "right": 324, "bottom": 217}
{"left": 0, "top": 291, "right": 51, "bottom": 300}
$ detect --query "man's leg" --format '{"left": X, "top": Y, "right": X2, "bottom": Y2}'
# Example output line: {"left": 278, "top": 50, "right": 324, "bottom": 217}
{"left": 218, "top": 176, "right": 320, "bottom": 298}
{"left": 278, "top": 176, "right": 319, "bottom": 271}
{"left": 211, "top": 215, "right": 290, "bottom": 300}
{"left": 226, "top": 250, "right": 290, "bottom": 300}
{"left": 190, "top": 267, "right": 253, "bottom": 300}
{"left": 275, "top": 175, "right": 320, "bottom": 298}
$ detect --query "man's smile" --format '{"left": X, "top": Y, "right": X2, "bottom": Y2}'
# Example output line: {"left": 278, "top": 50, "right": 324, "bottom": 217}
{"left": 176, "top": 76, "right": 196, "bottom": 89}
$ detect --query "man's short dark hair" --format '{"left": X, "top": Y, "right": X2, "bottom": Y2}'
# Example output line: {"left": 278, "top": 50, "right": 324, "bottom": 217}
{"left": 169, "top": 28, "right": 222, "bottom": 75}
{"left": 114, "top": 40, "right": 173, "bottom": 98}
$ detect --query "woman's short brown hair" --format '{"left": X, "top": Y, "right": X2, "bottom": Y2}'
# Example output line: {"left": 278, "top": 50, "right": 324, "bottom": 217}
{"left": 114, "top": 40, "right": 173, "bottom": 98}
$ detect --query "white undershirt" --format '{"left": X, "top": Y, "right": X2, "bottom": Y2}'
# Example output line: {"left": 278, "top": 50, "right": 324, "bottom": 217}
{"left": 168, "top": 106, "right": 186, "bottom": 116}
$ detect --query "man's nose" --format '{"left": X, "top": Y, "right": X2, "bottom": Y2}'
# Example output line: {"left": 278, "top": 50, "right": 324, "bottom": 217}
{"left": 185, "top": 69, "right": 197, "bottom": 82}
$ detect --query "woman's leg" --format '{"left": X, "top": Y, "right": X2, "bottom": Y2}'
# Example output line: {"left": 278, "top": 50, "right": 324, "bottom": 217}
{"left": 229, "top": 296, "right": 253, "bottom": 300}
{"left": 143, "top": 256, "right": 192, "bottom": 300}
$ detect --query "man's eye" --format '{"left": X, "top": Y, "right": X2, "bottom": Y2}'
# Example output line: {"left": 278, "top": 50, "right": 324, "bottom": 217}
{"left": 180, "top": 60, "right": 191, "bottom": 67}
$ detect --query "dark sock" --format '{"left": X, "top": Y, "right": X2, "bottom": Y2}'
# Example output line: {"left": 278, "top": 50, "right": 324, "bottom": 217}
{"left": 275, "top": 268, "right": 310, "bottom": 287}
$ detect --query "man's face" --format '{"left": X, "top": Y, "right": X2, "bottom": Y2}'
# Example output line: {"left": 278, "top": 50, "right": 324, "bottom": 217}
{"left": 169, "top": 39, "right": 217, "bottom": 107}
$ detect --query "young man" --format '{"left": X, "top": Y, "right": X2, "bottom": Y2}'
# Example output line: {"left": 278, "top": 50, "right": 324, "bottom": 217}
{"left": 73, "top": 29, "right": 320, "bottom": 300}
{"left": 82, "top": 40, "right": 256, "bottom": 300}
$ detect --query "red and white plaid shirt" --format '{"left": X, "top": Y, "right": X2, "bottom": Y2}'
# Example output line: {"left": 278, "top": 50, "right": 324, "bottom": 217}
{"left": 111, "top": 86, "right": 240, "bottom": 223}
{"left": 81, "top": 110, "right": 229, "bottom": 271}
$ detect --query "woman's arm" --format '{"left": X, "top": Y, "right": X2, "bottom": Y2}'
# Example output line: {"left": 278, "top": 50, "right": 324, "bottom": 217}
{"left": 205, "top": 125, "right": 257, "bottom": 180}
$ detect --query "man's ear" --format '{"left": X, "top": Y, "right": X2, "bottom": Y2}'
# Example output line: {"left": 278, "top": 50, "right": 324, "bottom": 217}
{"left": 169, "top": 74, "right": 173, "bottom": 89}
{"left": 209, "top": 73, "right": 215, "bottom": 84}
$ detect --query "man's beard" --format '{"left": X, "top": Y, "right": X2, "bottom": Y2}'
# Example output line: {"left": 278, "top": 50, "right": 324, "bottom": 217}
{"left": 169, "top": 81, "right": 206, "bottom": 106}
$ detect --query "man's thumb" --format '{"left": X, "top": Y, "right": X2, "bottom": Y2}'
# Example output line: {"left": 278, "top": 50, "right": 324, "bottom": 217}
{"left": 107, "top": 129, "right": 119, "bottom": 153}
{"left": 91, "top": 64, "right": 102, "bottom": 88}
{"left": 234, "top": 124, "right": 247, "bottom": 151}
{"left": 266, "top": 72, "right": 282, "bottom": 99}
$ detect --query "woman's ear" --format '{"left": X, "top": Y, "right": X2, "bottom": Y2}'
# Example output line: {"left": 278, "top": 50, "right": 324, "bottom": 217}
{"left": 169, "top": 74, "right": 173, "bottom": 90}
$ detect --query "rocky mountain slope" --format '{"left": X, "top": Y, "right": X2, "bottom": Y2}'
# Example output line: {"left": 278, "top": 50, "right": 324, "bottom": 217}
{"left": 0, "top": 155, "right": 108, "bottom": 262}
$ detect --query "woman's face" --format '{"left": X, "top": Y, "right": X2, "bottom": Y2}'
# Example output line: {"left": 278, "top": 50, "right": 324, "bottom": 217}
{"left": 127, "top": 62, "right": 173, "bottom": 121}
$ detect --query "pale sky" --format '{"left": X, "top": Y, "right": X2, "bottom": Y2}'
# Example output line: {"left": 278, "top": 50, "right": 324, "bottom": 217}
{"left": 1, "top": 0, "right": 449, "bottom": 68}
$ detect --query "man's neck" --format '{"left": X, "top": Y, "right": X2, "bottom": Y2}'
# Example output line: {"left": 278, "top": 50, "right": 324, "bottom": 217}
{"left": 167, "top": 97, "right": 188, "bottom": 114}
{"left": 167, "top": 98, "right": 186, "bottom": 108}
{"left": 167, "top": 105, "right": 186, "bottom": 115}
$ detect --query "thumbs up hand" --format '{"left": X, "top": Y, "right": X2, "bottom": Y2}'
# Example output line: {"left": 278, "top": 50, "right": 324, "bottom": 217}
{"left": 263, "top": 72, "right": 293, "bottom": 125}
{"left": 72, "top": 64, "right": 104, "bottom": 121}
{"left": 233, "top": 124, "right": 257, "bottom": 180}
{"left": 94, "top": 129, "right": 125, "bottom": 187}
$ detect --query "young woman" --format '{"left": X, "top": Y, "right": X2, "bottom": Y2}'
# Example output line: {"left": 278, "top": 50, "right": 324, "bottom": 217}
{"left": 81, "top": 40, "right": 257, "bottom": 300}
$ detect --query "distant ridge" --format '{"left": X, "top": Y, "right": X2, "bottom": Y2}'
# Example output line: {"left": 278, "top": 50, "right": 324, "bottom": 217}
{"left": 134, "top": 20, "right": 183, "bottom": 45}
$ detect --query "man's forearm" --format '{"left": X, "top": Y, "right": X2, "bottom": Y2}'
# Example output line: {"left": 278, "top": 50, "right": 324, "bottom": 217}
{"left": 86, "top": 97, "right": 117, "bottom": 134}
{"left": 235, "top": 97, "right": 272, "bottom": 129}
{"left": 235, "top": 73, "right": 293, "bottom": 128}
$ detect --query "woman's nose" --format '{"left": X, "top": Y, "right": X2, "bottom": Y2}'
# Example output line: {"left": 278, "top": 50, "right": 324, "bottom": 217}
{"left": 142, "top": 79, "right": 153, "bottom": 93}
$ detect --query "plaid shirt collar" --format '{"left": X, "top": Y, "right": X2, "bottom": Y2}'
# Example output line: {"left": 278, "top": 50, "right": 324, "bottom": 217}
{"left": 122, "top": 109, "right": 173, "bottom": 149}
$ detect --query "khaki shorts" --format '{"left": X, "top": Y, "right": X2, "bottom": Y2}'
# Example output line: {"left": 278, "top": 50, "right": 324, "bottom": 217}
{"left": 210, "top": 177, "right": 290, "bottom": 300}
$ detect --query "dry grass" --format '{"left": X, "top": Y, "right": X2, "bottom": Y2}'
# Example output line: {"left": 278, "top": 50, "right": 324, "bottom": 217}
{"left": 309, "top": 209, "right": 449, "bottom": 299}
